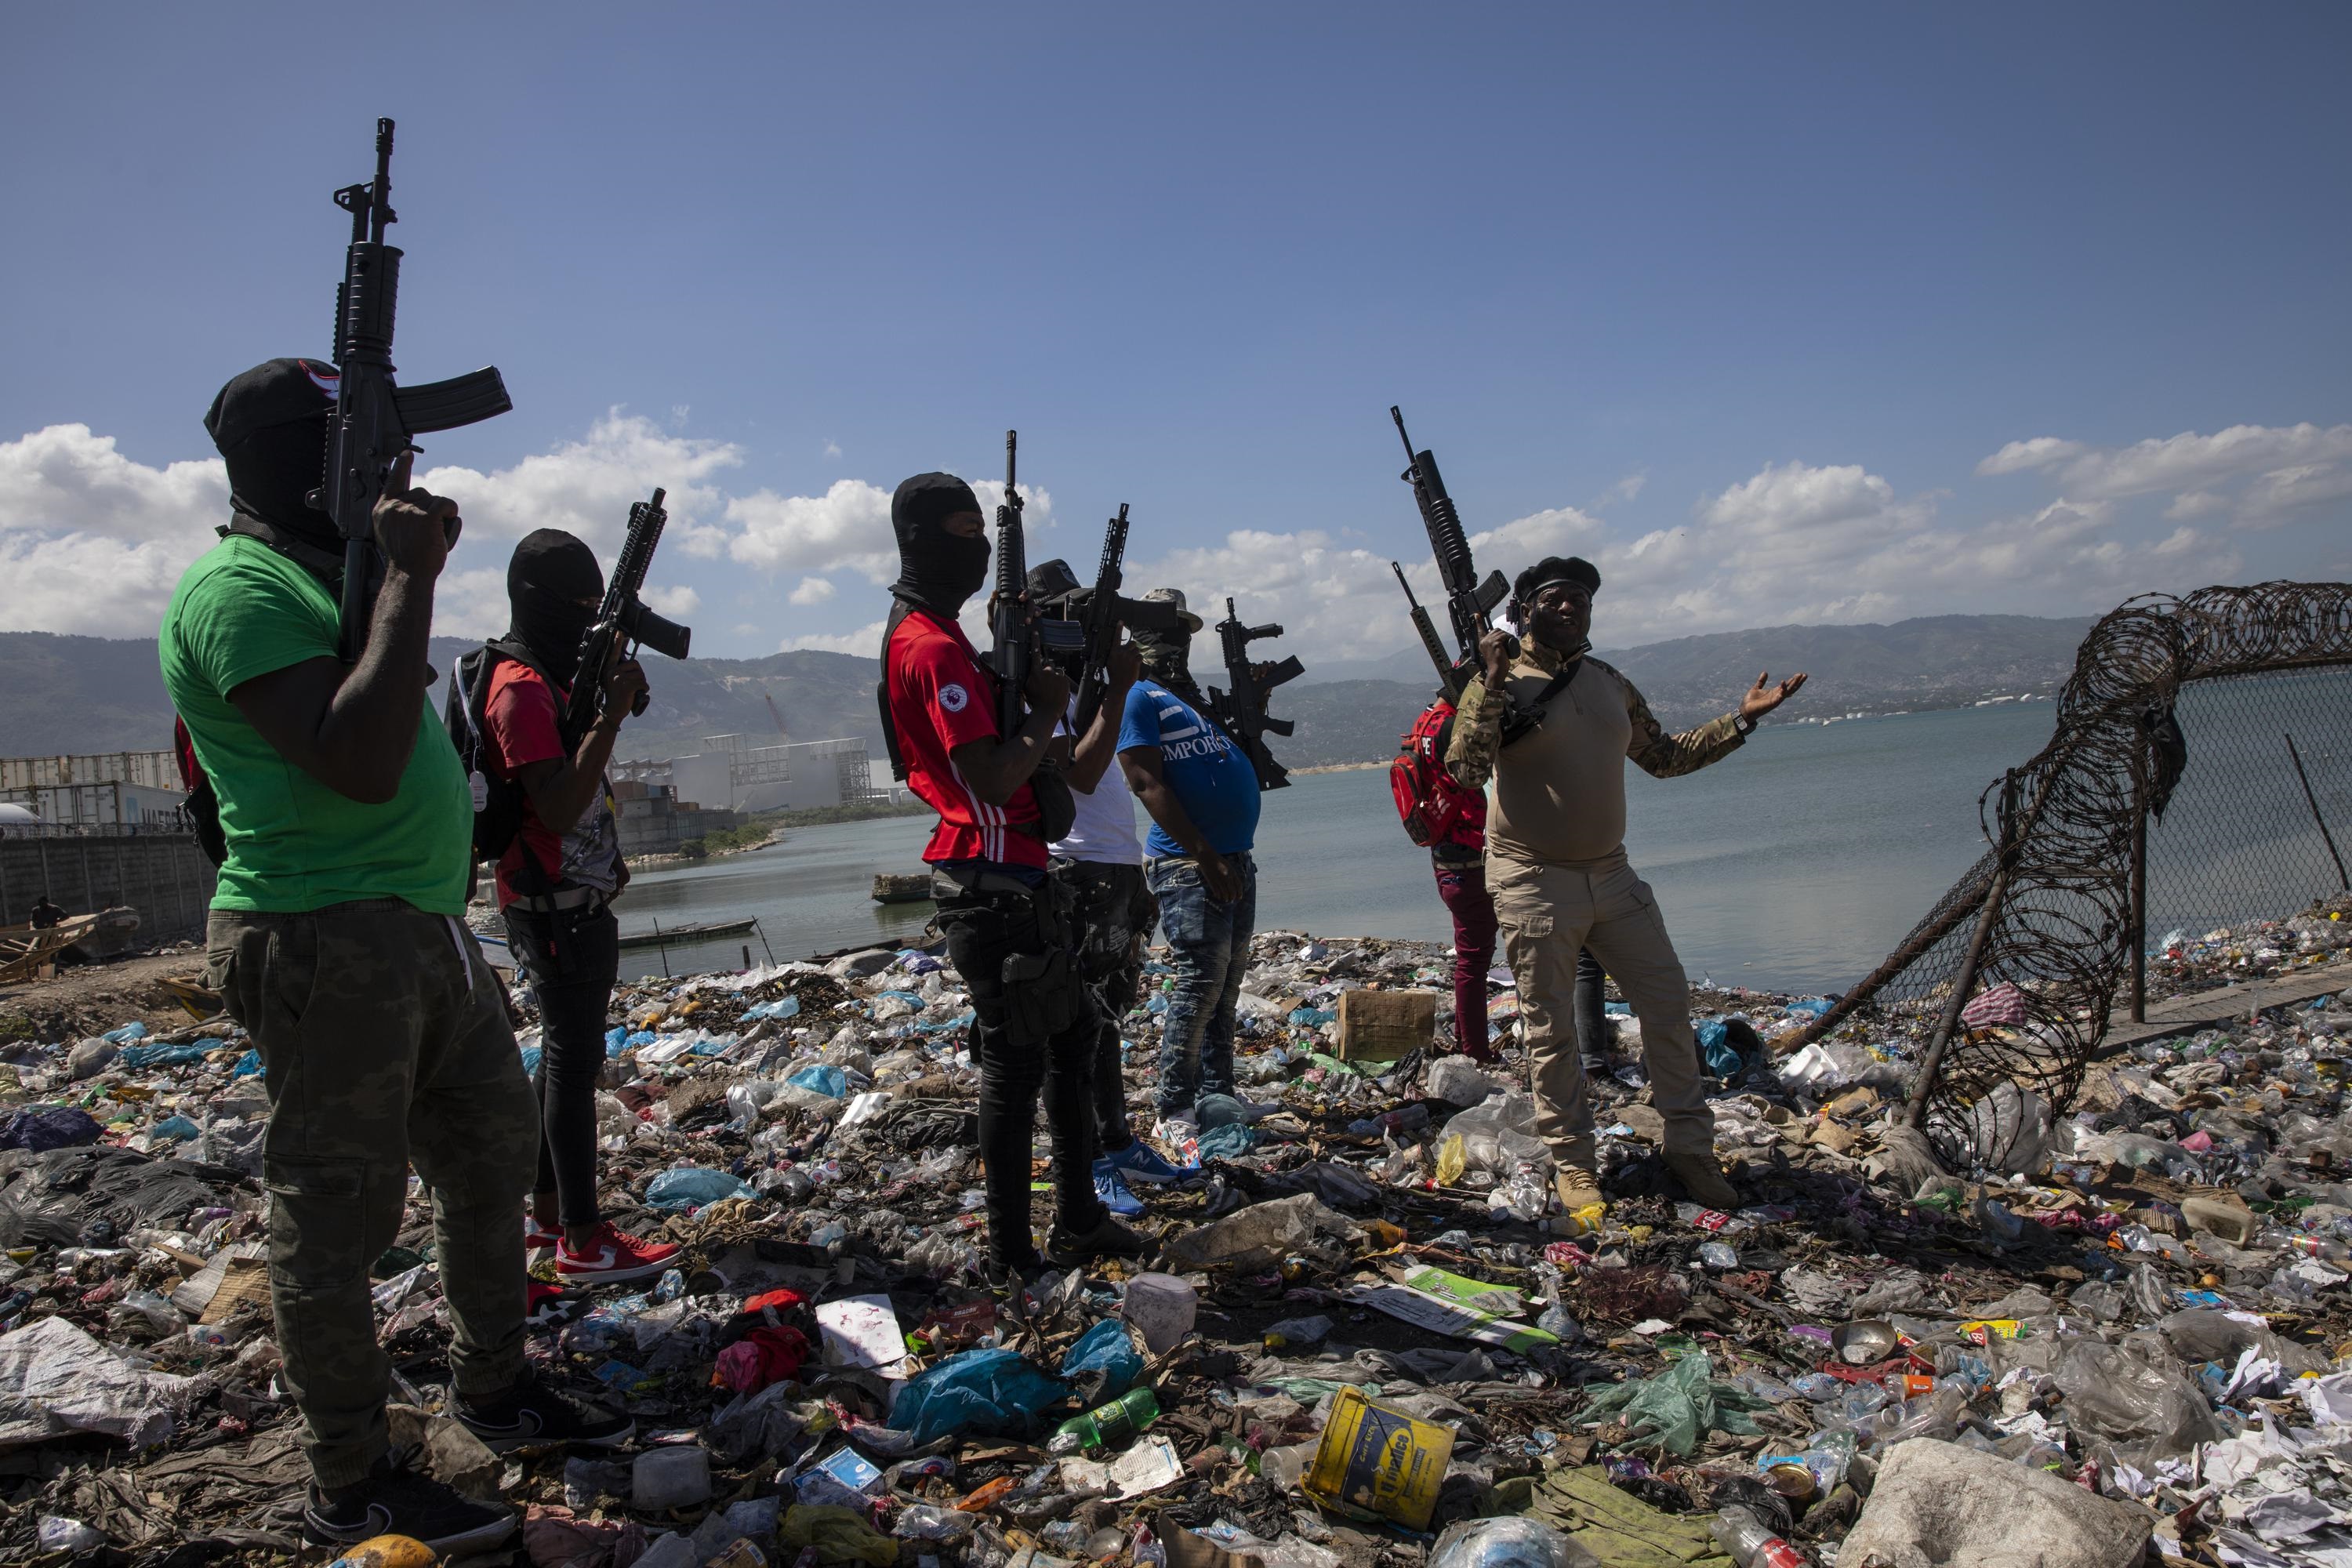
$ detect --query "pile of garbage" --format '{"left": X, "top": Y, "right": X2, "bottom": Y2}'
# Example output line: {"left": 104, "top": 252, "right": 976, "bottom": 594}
{"left": 2, "top": 897, "right": 2351, "bottom": 1568}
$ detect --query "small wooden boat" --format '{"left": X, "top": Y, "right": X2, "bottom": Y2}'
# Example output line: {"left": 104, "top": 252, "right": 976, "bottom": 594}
{"left": 872, "top": 873, "right": 935, "bottom": 906}
{"left": 616, "top": 916, "right": 759, "bottom": 949}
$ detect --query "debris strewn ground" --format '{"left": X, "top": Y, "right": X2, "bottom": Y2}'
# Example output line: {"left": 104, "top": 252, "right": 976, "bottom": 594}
{"left": 4, "top": 898, "right": 2352, "bottom": 1568}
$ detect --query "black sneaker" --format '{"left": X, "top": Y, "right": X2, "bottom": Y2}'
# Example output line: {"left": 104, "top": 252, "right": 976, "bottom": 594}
{"left": 456, "top": 1370, "right": 634, "bottom": 1452}
{"left": 985, "top": 1252, "right": 1047, "bottom": 1298}
{"left": 303, "top": 1451, "right": 516, "bottom": 1555}
{"left": 1047, "top": 1212, "right": 1149, "bottom": 1265}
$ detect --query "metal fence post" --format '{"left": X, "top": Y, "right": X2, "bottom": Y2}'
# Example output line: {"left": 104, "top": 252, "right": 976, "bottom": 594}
{"left": 2129, "top": 718, "right": 2149, "bottom": 1025}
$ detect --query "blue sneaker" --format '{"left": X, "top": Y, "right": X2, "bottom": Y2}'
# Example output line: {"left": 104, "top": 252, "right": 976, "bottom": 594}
{"left": 1092, "top": 1160, "right": 1145, "bottom": 1218}
{"left": 1105, "top": 1138, "right": 1192, "bottom": 1185}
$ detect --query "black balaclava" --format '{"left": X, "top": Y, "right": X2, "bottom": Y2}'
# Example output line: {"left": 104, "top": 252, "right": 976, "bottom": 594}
{"left": 506, "top": 529, "right": 605, "bottom": 684}
{"left": 203, "top": 358, "right": 343, "bottom": 553}
{"left": 889, "top": 472, "right": 990, "bottom": 615}
{"left": 1133, "top": 625, "right": 1208, "bottom": 708}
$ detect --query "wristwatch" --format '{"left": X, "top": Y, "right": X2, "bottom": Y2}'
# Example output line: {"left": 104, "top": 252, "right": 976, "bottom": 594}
{"left": 1733, "top": 713, "right": 1758, "bottom": 736}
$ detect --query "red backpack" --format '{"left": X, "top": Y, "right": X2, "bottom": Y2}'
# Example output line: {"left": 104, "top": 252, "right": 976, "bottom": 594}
{"left": 1390, "top": 699, "right": 1486, "bottom": 849}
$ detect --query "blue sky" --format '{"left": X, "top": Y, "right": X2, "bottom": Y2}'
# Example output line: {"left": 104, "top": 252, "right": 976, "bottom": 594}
{"left": 4, "top": 3, "right": 2347, "bottom": 660}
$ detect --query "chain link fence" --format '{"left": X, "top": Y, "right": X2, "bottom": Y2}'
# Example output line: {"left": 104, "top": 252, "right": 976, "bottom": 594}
{"left": 1779, "top": 582, "right": 2352, "bottom": 1167}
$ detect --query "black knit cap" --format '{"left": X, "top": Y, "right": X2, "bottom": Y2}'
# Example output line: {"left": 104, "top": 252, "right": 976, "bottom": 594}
{"left": 890, "top": 472, "right": 982, "bottom": 546}
{"left": 203, "top": 358, "right": 339, "bottom": 454}
{"left": 1513, "top": 554, "right": 1602, "bottom": 602}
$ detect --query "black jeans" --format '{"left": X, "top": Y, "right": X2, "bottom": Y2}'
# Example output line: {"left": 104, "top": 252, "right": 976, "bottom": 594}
{"left": 934, "top": 871, "right": 1105, "bottom": 1265}
{"left": 502, "top": 902, "right": 619, "bottom": 1232}
{"left": 1052, "top": 859, "right": 1156, "bottom": 1161}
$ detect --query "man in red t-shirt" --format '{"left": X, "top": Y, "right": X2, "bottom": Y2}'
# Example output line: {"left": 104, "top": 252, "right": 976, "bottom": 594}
{"left": 878, "top": 471, "right": 1145, "bottom": 1287}
{"left": 476, "top": 529, "right": 680, "bottom": 1288}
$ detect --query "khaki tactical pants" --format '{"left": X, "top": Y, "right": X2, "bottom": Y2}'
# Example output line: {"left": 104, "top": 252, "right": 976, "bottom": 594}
{"left": 206, "top": 900, "right": 539, "bottom": 1488}
{"left": 1487, "top": 848, "right": 1715, "bottom": 1172}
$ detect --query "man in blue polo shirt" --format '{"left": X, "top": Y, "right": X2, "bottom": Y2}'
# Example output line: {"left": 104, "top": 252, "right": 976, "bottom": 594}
{"left": 1116, "top": 590, "right": 1263, "bottom": 1131}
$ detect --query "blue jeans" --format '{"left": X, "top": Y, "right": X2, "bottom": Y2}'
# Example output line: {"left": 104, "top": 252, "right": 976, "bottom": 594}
{"left": 1147, "top": 851, "right": 1257, "bottom": 1118}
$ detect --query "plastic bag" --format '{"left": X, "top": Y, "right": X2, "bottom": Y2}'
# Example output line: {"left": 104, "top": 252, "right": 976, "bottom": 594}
{"left": 1425, "top": 1057, "right": 1499, "bottom": 1105}
{"left": 1159, "top": 1193, "right": 1359, "bottom": 1272}
{"left": 887, "top": 1347, "right": 1068, "bottom": 1443}
{"left": 1429, "top": 1516, "right": 1599, "bottom": 1568}
{"left": 1579, "top": 1352, "right": 1766, "bottom": 1457}
{"left": 2050, "top": 1336, "right": 2221, "bottom": 1457}
{"left": 1060, "top": 1318, "right": 1145, "bottom": 1402}
{"left": 786, "top": 1064, "right": 848, "bottom": 1099}
{"left": 778, "top": 1504, "right": 898, "bottom": 1567}
{"left": 0, "top": 1107, "right": 103, "bottom": 1153}
{"left": 644, "top": 1167, "right": 757, "bottom": 1210}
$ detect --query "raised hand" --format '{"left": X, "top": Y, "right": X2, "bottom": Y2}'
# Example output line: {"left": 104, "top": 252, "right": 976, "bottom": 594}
{"left": 1739, "top": 670, "right": 1808, "bottom": 722}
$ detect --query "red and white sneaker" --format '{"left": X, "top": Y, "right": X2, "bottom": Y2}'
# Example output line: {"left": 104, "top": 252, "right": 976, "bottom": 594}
{"left": 524, "top": 1216, "right": 564, "bottom": 1256}
{"left": 525, "top": 1280, "right": 578, "bottom": 1327}
{"left": 555, "top": 1223, "right": 681, "bottom": 1286}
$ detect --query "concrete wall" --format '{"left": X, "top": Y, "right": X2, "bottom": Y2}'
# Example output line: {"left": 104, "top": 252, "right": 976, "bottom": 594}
{"left": 0, "top": 833, "right": 218, "bottom": 941}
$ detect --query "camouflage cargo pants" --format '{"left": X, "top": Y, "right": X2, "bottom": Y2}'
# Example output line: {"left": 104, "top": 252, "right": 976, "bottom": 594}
{"left": 206, "top": 899, "right": 539, "bottom": 1488}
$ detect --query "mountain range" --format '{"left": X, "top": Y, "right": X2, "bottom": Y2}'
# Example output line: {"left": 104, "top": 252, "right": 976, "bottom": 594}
{"left": 0, "top": 612, "right": 2095, "bottom": 779}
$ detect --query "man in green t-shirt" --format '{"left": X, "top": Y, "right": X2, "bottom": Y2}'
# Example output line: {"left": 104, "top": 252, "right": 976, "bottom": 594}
{"left": 162, "top": 360, "right": 627, "bottom": 1555}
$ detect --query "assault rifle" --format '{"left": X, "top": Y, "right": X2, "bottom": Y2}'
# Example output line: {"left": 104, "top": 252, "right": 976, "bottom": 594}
{"left": 1392, "top": 561, "right": 1456, "bottom": 691}
{"left": 1391, "top": 405, "right": 1544, "bottom": 742}
{"left": 1210, "top": 598, "right": 1303, "bottom": 792}
{"left": 989, "top": 431, "right": 1033, "bottom": 736}
{"left": 1391, "top": 405, "right": 1514, "bottom": 678}
{"left": 314, "top": 118, "right": 513, "bottom": 662}
{"left": 1069, "top": 505, "right": 1182, "bottom": 731}
{"left": 562, "top": 488, "right": 693, "bottom": 737}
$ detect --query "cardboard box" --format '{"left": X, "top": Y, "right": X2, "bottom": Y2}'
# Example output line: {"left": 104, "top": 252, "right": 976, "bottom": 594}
{"left": 1337, "top": 989, "right": 1436, "bottom": 1061}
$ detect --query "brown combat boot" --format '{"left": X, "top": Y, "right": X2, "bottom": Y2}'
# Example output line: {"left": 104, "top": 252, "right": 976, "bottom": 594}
{"left": 1664, "top": 1150, "right": 1739, "bottom": 1210}
{"left": 1553, "top": 1166, "right": 1605, "bottom": 1213}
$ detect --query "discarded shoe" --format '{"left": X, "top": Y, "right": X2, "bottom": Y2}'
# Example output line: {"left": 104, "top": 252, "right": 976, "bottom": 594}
{"left": 457, "top": 1370, "right": 633, "bottom": 1452}
{"left": 303, "top": 1452, "right": 516, "bottom": 1553}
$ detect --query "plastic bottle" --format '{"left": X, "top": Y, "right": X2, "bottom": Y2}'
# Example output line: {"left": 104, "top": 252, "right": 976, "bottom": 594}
{"left": 1047, "top": 1388, "right": 1160, "bottom": 1455}
{"left": 1709, "top": 1507, "right": 1806, "bottom": 1568}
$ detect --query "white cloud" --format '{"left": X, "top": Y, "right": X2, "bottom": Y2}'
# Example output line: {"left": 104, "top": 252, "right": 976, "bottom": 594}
{"left": 779, "top": 619, "right": 886, "bottom": 655}
{"left": 644, "top": 583, "right": 701, "bottom": 617}
{"left": 822, "top": 438, "right": 843, "bottom": 459}
{"left": 1979, "top": 421, "right": 2352, "bottom": 530}
{"left": 726, "top": 479, "right": 895, "bottom": 579}
{"left": 0, "top": 424, "right": 227, "bottom": 634}
{"left": 423, "top": 410, "right": 742, "bottom": 556}
{"left": 788, "top": 575, "right": 837, "bottom": 606}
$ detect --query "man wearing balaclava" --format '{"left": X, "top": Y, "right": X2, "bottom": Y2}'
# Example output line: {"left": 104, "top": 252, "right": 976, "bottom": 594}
{"left": 470, "top": 530, "right": 679, "bottom": 1291}
{"left": 877, "top": 470, "right": 1146, "bottom": 1286}
{"left": 1446, "top": 554, "right": 1807, "bottom": 1220}
{"left": 162, "top": 360, "right": 626, "bottom": 1556}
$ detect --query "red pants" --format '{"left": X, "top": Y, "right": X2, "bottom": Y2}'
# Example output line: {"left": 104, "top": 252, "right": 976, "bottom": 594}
{"left": 1433, "top": 856, "right": 1499, "bottom": 1059}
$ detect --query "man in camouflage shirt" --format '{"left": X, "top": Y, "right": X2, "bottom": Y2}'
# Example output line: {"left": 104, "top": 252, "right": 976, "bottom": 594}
{"left": 1446, "top": 554, "right": 1806, "bottom": 1214}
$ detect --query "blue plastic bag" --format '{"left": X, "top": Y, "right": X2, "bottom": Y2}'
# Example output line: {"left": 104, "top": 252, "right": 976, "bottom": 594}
{"left": 787, "top": 1064, "right": 848, "bottom": 1099}
{"left": 1058, "top": 1319, "right": 1143, "bottom": 1400}
{"left": 102, "top": 1022, "right": 149, "bottom": 1045}
{"left": 1784, "top": 997, "right": 1835, "bottom": 1019}
{"left": 888, "top": 1348, "right": 1069, "bottom": 1443}
{"left": 120, "top": 1042, "right": 211, "bottom": 1070}
{"left": 520, "top": 1045, "right": 543, "bottom": 1077}
{"left": 1696, "top": 1019, "right": 1742, "bottom": 1077}
{"left": 742, "top": 996, "right": 802, "bottom": 1022}
{"left": 644, "top": 1167, "right": 757, "bottom": 1210}
{"left": 152, "top": 1115, "right": 201, "bottom": 1142}
{"left": 230, "top": 1048, "right": 263, "bottom": 1077}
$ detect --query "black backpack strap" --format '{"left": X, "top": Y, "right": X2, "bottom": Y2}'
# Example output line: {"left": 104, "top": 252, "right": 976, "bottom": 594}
{"left": 876, "top": 597, "right": 920, "bottom": 783}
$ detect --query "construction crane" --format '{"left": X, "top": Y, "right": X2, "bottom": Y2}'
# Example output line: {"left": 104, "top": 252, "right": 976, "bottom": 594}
{"left": 763, "top": 691, "right": 788, "bottom": 742}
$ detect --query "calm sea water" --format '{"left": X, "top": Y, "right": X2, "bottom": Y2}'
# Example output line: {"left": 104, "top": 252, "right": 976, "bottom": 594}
{"left": 615, "top": 701, "right": 2071, "bottom": 993}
